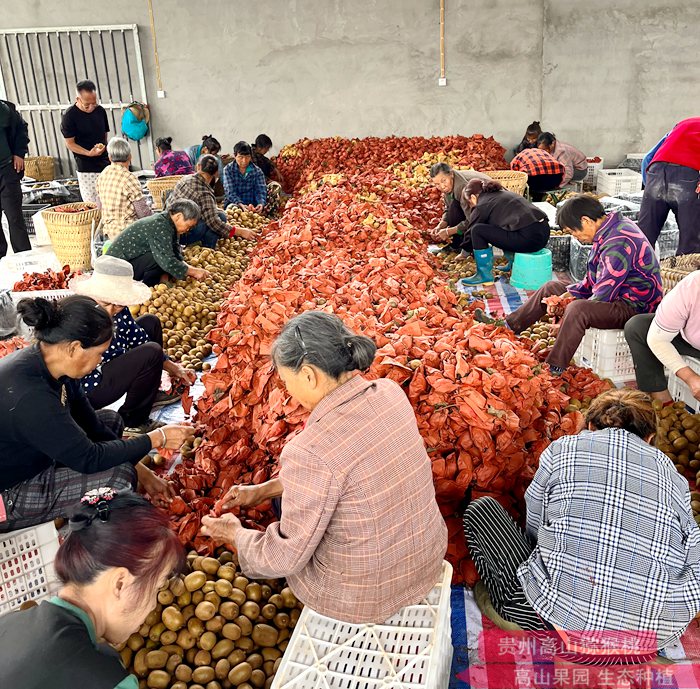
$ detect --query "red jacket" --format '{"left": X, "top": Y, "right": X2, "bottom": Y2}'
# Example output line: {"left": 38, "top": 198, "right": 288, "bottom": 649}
{"left": 651, "top": 117, "right": 700, "bottom": 171}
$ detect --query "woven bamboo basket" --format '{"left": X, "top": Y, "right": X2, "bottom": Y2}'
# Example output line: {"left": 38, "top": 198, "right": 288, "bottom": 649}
{"left": 147, "top": 175, "right": 184, "bottom": 210}
{"left": 484, "top": 170, "right": 529, "bottom": 196}
{"left": 659, "top": 254, "right": 700, "bottom": 294}
{"left": 24, "top": 156, "right": 55, "bottom": 182}
{"left": 42, "top": 202, "right": 100, "bottom": 270}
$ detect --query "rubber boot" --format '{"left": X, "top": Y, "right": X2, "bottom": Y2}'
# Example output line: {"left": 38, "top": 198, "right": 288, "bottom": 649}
{"left": 495, "top": 251, "right": 514, "bottom": 273}
{"left": 461, "top": 248, "right": 494, "bottom": 285}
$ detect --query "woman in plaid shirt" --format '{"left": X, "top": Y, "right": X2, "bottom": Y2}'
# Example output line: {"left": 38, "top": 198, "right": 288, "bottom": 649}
{"left": 511, "top": 147, "right": 565, "bottom": 201}
{"left": 464, "top": 389, "right": 700, "bottom": 663}
{"left": 202, "top": 312, "right": 447, "bottom": 623}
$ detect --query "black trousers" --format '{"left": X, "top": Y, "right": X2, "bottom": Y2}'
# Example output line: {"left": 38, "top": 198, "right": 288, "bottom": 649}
{"left": 463, "top": 497, "right": 544, "bottom": 630}
{"left": 0, "top": 410, "right": 137, "bottom": 532}
{"left": 638, "top": 162, "right": 700, "bottom": 255}
{"left": 0, "top": 162, "right": 31, "bottom": 259}
{"left": 624, "top": 313, "right": 700, "bottom": 393}
{"left": 471, "top": 220, "right": 550, "bottom": 252}
{"left": 446, "top": 198, "right": 473, "bottom": 252}
{"left": 463, "top": 497, "right": 659, "bottom": 666}
{"left": 87, "top": 315, "right": 164, "bottom": 426}
{"left": 130, "top": 253, "right": 166, "bottom": 287}
{"left": 528, "top": 173, "right": 564, "bottom": 201}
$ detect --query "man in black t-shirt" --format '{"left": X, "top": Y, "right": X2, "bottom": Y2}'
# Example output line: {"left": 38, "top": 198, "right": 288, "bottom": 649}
{"left": 0, "top": 99, "right": 31, "bottom": 259}
{"left": 61, "top": 79, "right": 110, "bottom": 203}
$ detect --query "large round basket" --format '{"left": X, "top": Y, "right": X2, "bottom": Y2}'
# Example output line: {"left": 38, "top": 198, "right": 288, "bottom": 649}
{"left": 42, "top": 202, "right": 100, "bottom": 270}
{"left": 24, "top": 156, "right": 55, "bottom": 182}
{"left": 660, "top": 254, "right": 700, "bottom": 294}
{"left": 147, "top": 175, "right": 184, "bottom": 210}
{"left": 484, "top": 170, "right": 529, "bottom": 196}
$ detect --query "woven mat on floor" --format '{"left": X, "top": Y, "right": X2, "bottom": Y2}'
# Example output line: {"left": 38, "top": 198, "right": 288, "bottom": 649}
{"left": 449, "top": 586, "right": 700, "bottom": 689}
{"left": 455, "top": 272, "right": 572, "bottom": 318}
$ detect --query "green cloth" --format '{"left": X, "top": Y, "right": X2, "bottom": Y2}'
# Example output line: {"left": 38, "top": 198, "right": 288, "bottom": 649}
{"left": 107, "top": 211, "right": 188, "bottom": 280}
{"left": 48, "top": 597, "right": 139, "bottom": 689}
{"left": 0, "top": 101, "right": 13, "bottom": 167}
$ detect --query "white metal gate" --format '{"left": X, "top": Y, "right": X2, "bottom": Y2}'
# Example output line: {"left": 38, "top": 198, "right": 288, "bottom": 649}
{"left": 0, "top": 24, "right": 154, "bottom": 177}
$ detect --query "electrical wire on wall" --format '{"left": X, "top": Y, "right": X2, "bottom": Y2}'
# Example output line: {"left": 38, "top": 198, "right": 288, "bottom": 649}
{"left": 147, "top": 0, "right": 165, "bottom": 96}
{"left": 438, "top": 0, "right": 446, "bottom": 86}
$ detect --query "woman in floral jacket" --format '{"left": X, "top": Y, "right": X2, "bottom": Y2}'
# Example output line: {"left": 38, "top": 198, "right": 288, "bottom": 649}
{"left": 154, "top": 137, "right": 194, "bottom": 177}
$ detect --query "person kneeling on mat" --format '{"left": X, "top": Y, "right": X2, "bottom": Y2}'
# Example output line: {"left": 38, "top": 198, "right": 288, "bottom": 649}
{"left": 463, "top": 389, "right": 700, "bottom": 663}
{"left": 429, "top": 163, "right": 491, "bottom": 252}
{"left": 460, "top": 178, "right": 550, "bottom": 285}
{"left": 71, "top": 256, "right": 195, "bottom": 435}
{"left": 493, "top": 195, "right": 662, "bottom": 374}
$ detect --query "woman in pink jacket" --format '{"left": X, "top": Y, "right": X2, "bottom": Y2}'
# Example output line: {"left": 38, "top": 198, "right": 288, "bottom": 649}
{"left": 200, "top": 311, "right": 447, "bottom": 624}
{"left": 537, "top": 132, "right": 588, "bottom": 187}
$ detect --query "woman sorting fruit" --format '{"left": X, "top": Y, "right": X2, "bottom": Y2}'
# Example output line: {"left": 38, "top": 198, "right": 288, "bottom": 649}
{"left": 464, "top": 389, "right": 700, "bottom": 663}
{"left": 201, "top": 311, "right": 447, "bottom": 624}
{"left": 429, "top": 162, "right": 491, "bottom": 252}
{"left": 186, "top": 133, "right": 224, "bottom": 178}
{"left": 458, "top": 178, "right": 550, "bottom": 284}
{"left": 168, "top": 155, "right": 256, "bottom": 248}
{"left": 71, "top": 256, "right": 195, "bottom": 435}
{"left": 625, "top": 269, "right": 700, "bottom": 404}
{"left": 0, "top": 296, "right": 193, "bottom": 533}
{"left": 154, "top": 136, "right": 194, "bottom": 177}
{"left": 510, "top": 146, "right": 565, "bottom": 201}
{"left": 106, "top": 199, "right": 211, "bottom": 286}
{"left": 536, "top": 132, "right": 588, "bottom": 187}
{"left": 222, "top": 141, "right": 267, "bottom": 214}
{"left": 0, "top": 489, "right": 184, "bottom": 689}
{"left": 486, "top": 195, "right": 662, "bottom": 375}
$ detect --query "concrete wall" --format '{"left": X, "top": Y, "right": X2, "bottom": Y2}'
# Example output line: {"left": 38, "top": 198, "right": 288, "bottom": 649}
{"left": 1, "top": 0, "right": 698, "bottom": 164}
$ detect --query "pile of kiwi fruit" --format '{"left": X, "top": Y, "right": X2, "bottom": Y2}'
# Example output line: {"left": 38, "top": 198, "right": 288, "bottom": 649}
{"left": 225, "top": 207, "right": 268, "bottom": 231}
{"left": 119, "top": 551, "right": 302, "bottom": 689}
{"left": 131, "top": 239, "right": 253, "bottom": 372}
{"left": 655, "top": 401, "right": 700, "bottom": 486}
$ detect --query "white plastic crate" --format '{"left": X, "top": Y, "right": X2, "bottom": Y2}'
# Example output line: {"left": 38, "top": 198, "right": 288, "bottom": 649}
{"left": 596, "top": 169, "right": 643, "bottom": 197}
{"left": 10, "top": 289, "right": 71, "bottom": 306}
{"left": 0, "top": 246, "right": 62, "bottom": 276}
{"left": 584, "top": 157, "right": 604, "bottom": 185}
{"left": 573, "top": 328, "right": 636, "bottom": 386}
{"left": 0, "top": 522, "right": 61, "bottom": 617}
{"left": 667, "top": 357, "right": 700, "bottom": 414}
{"left": 272, "top": 561, "right": 453, "bottom": 689}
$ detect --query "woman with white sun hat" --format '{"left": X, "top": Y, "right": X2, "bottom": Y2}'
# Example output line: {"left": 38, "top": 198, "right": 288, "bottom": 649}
{"left": 71, "top": 255, "right": 195, "bottom": 435}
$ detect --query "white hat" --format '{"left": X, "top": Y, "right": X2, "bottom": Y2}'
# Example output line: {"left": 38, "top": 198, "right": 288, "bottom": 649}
{"left": 70, "top": 256, "right": 152, "bottom": 306}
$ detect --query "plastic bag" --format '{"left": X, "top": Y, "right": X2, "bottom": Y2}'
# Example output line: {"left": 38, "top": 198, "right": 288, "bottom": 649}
{"left": 0, "top": 289, "right": 17, "bottom": 339}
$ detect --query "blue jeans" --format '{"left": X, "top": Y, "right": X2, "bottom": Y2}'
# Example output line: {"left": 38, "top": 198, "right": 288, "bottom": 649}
{"left": 180, "top": 211, "right": 226, "bottom": 248}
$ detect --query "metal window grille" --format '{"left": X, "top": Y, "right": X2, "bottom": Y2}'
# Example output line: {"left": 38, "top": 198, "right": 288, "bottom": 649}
{"left": 0, "top": 24, "right": 154, "bottom": 177}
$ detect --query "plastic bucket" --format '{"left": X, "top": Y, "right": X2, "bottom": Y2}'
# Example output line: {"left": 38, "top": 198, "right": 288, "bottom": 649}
{"left": 510, "top": 248, "right": 552, "bottom": 290}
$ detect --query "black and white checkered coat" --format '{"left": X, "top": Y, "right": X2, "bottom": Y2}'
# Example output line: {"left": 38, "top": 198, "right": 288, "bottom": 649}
{"left": 518, "top": 427, "right": 700, "bottom": 649}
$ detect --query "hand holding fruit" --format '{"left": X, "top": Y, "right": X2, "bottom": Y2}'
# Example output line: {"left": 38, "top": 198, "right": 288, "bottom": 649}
{"left": 164, "top": 360, "right": 196, "bottom": 386}
{"left": 89, "top": 143, "right": 105, "bottom": 157}
{"left": 148, "top": 424, "right": 194, "bottom": 451}
{"left": 543, "top": 293, "right": 574, "bottom": 318}
{"left": 136, "top": 463, "right": 176, "bottom": 507}
{"left": 187, "top": 266, "right": 211, "bottom": 281}
{"left": 201, "top": 513, "right": 242, "bottom": 543}
{"left": 219, "top": 484, "right": 266, "bottom": 511}
{"left": 235, "top": 227, "right": 256, "bottom": 241}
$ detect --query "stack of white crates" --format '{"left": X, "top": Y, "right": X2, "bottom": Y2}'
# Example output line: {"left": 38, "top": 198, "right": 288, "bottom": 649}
{"left": 596, "top": 169, "right": 643, "bottom": 197}
{"left": 573, "top": 329, "right": 636, "bottom": 387}
{"left": 271, "top": 561, "right": 453, "bottom": 689}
